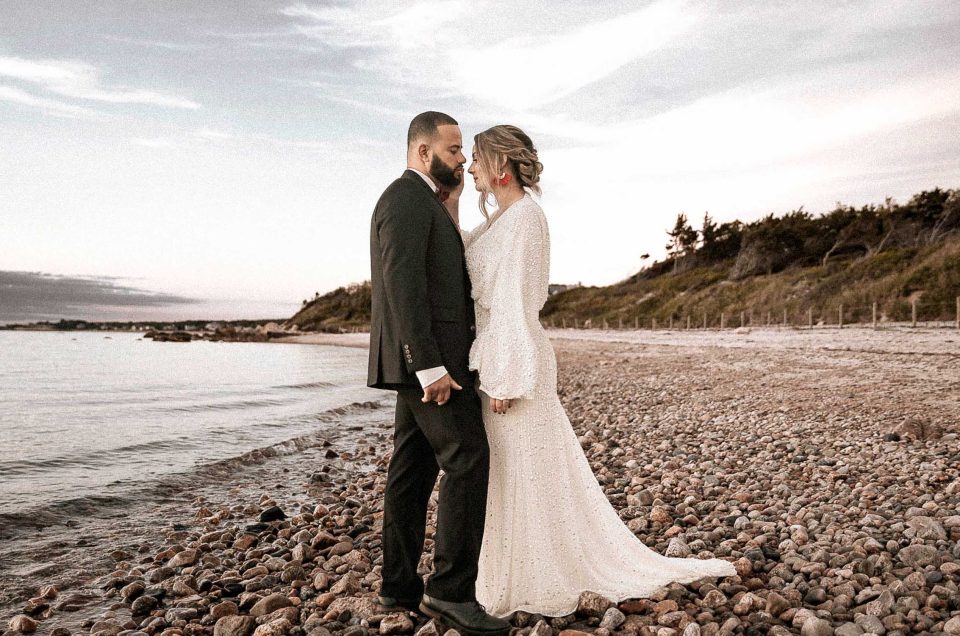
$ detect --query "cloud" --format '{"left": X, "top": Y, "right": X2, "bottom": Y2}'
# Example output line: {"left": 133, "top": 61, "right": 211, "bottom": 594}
{"left": 0, "top": 84, "right": 101, "bottom": 118}
{"left": 280, "top": 0, "right": 697, "bottom": 111}
{"left": 0, "top": 55, "right": 200, "bottom": 109}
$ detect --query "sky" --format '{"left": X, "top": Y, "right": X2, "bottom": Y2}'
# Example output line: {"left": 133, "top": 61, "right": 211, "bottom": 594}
{"left": 1, "top": 0, "right": 958, "bottom": 322}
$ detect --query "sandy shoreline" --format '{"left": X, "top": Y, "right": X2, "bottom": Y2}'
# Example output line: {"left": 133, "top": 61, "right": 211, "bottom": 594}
{"left": 3, "top": 328, "right": 959, "bottom": 636}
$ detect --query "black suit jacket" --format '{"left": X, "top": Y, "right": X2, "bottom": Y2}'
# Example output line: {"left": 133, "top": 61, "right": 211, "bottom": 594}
{"left": 367, "top": 170, "right": 477, "bottom": 390}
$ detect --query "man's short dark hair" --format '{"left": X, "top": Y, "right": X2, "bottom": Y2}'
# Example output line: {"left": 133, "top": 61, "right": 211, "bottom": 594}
{"left": 407, "top": 111, "right": 458, "bottom": 148}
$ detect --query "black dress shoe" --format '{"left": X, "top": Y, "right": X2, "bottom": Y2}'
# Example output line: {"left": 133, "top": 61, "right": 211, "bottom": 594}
{"left": 377, "top": 595, "right": 421, "bottom": 612}
{"left": 419, "top": 594, "right": 510, "bottom": 636}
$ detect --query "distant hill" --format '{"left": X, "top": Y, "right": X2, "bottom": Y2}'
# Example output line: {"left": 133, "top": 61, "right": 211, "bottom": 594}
{"left": 286, "top": 282, "right": 371, "bottom": 332}
{"left": 288, "top": 187, "right": 960, "bottom": 330}
{"left": 542, "top": 187, "right": 960, "bottom": 327}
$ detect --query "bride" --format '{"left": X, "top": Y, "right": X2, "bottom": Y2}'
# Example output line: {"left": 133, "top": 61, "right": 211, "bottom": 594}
{"left": 457, "top": 125, "right": 737, "bottom": 618}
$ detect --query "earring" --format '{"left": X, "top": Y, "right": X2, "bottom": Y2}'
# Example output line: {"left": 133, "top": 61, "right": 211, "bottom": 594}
{"left": 496, "top": 173, "right": 512, "bottom": 186}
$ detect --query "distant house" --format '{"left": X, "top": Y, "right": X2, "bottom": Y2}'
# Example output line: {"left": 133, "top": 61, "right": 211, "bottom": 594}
{"left": 548, "top": 282, "right": 582, "bottom": 296}
{"left": 205, "top": 322, "right": 222, "bottom": 331}
{"left": 184, "top": 324, "right": 199, "bottom": 331}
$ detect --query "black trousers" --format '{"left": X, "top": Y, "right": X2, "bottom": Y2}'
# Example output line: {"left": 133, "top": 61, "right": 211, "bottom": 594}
{"left": 380, "top": 384, "right": 490, "bottom": 603}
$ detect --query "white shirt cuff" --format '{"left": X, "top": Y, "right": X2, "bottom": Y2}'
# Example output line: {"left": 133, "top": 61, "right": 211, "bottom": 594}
{"left": 416, "top": 365, "right": 448, "bottom": 389}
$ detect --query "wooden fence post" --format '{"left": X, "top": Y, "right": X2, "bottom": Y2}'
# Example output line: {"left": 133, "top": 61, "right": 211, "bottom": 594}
{"left": 872, "top": 302, "right": 877, "bottom": 329}
{"left": 720, "top": 313, "right": 725, "bottom": 329}
{"left": 740, "top": 311, "right": 744, "bottom": 328}
{"left": 911, "top": 299, "right": 917, "bottom": 327}
{"left": 956, "top": 296, "right": 959, "bottom": 330}
{"left": 703, "top": 313, "right": 707, "bottom": 329}
{"left": 668, "top": 316, "right": 673, "bottom": 329}
{"left": 783, "top": 308, "right": 787, "bottom": 327}
{"left": 562, "top": 317, "right": 567, "bottom": 329}
{"left": 687, "top": 315, "right": 691, "bottom": 330}
{"left": 618, "top": 317, "right": 623, "bottom": 330}
{"left": 652, "top": 318, "right": 657, "bottom": 330}
{"left": 766, "top": 311, "right": 771, "bottom": 327}
{"left": 574, "top": 318, "right": 579, "bottom": 329}
{"left": 808, "top": 308, "right": 813, "bottom": 329}
{"left": 634, "top": 316, "right": 639, "bottom": 329}
{"left": 839, "top": 304, "right": 843, "bottom": 329}
{"left": 603, "top": 319, "right": 608, "bottom": 330}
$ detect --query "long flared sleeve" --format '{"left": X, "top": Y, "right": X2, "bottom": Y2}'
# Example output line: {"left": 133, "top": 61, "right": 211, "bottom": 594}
{"left": 471, "top": 205, "right": 550, "bottom": 401}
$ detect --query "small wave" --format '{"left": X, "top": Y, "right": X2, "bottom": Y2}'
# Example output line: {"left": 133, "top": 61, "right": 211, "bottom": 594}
{"left": 0, "top": 438, "right": 198, "bottom": 477}
{"left": 271, "top": 381, "right": 336, "bottom": 390}
{"left": 155, "top": 397, "right": 291, "bottom": 413}
{"left": 0, "top": 494, "right": 133, "bottom": 540}
{"left": 0, "top": 398, "right": 393, "bottom": 540}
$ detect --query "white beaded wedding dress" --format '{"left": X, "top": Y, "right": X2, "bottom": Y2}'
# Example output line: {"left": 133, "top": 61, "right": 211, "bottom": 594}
{"left": 461, "top": 193, "right": 737, "bottom": 618}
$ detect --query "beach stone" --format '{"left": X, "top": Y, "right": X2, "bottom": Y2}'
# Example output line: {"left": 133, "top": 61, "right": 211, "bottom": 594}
{"left": 558, "top": 631, "right": 591, "bottom": 636}
{"left": 860, "top": 590, "right": 895, "bottom": 617}
{"left": 214, "top": 616, "right": 256, "bottom": 636}
{"left": 329, "top": 540, "right": 354, "bottom": 556}
{"left": 211, "top": 601, "right": 239, "bottom": 619}
{"left": 330, "top": 573, "right": 360, "bottom": 595}
{"left": 249, "top": 593, "right": 292, "bottom": 617}
{"left": 665, "top": 538, "right": 691, "bottom": 557}
{"left": 529, "top": 619, "right": 552, "bottom": 636}
{"left": 379, "top": 613, "right": 413, "bottom": 635}
{"left": 90, "top": 621, "right": 123, "bottom": 636}
{"left": 700, "top": 590, "right": 728, "bottom": 609}
{"left": 905, "top": 517, "right": 946, "bottom": 540}
{"left": 943, "top": 616, "right": 960, "bottom": 635}
{"left": 414, "top": 619, "right": 441, "bottom": 636}
{"left": 258, "top": 607, "right": 299, "bottom": 626}
{"left": 259, "top": 506, "right": 286, "bottom": 522}
{"left": 897, "top": 545, "right": 939, "bottom": 569}
{"left": 252, "top": 618, "right": 293, "bottom": 636}
{"left": 120, "top": 581, "right": 145, "bottom": 601}
{"left": 324, "top": 597, "right": 379, "bottom": 620}
{"left": 800, "top": 617, "right": 833, "bottom": 636}
{"left": 834, "top": 623, "right": 863, "bottom": 636}
{"left": 650, "top": 506, "right": 672, "bottom": 525}
{"left": 233, "top": 534, "right": 258, "bottom": 551}
{"left": 600, "top": 607, "right": 625, "bottom": 630}
{"left": 765, "top": 591, "right": 791, "bottom": 616}
{"left": 8, "top": 615, "right": 38, "bottom": 633}
{"left": 167, "top": 549, "right": 199, "bottom": 568}
{"left": 130, "top": 595, "right": 158, "bottom": 616}
{"left": 576, "top": 591, "right": 612, "bottom": 617}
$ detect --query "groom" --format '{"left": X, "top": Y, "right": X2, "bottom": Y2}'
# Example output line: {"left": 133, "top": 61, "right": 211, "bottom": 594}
{"left": 367, "top": 111, "right": 508, "bottom": 635}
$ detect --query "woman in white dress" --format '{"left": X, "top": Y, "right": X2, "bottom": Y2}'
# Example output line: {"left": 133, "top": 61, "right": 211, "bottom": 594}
{"left": 460, "top": 125, "right": 737, "bottom": 619}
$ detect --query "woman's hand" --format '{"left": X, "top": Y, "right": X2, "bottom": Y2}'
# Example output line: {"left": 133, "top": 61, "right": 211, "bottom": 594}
{"left": 490, "top": 396, "right": 513, "bottom": 415}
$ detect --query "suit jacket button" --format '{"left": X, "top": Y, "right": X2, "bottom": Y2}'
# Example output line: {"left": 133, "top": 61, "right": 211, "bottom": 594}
{"left": 470, "top": 325, "right": 476, "bottom": 331}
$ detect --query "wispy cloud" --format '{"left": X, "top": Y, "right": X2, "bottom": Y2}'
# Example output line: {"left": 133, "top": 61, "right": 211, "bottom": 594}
{"left": 0, "top": 55, "right": 200, "bottom": 109}
{"left": 104, "top": 35, "right": 212, "bottom": 51}
{"left": 280, "top": 0, "right": 698, "bottom": 110}
{"left": 0, "top": 84, "right": 101, "bottom": 119}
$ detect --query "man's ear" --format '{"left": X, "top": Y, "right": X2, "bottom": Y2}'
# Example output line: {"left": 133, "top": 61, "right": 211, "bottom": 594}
{"left": 418, "top": 142, "right": 431, "bottom": 165}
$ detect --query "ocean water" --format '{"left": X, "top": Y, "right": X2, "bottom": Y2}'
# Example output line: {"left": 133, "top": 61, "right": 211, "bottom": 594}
{"left": 0, "top": 330, "right": 384, "bottom": 529}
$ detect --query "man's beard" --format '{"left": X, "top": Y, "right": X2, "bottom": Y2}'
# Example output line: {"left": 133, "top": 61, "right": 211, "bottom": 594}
{"left": 429, "top": 154, "right": 462, "bottom": 189}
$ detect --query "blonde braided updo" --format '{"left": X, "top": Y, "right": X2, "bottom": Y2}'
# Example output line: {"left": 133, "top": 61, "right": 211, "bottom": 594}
{"left": 473, "top": 124, "right": 543, "bottom": 219}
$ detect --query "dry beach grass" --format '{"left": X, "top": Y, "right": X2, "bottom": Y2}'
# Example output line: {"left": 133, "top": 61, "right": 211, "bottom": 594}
{"left": 3, "top": 327, "right": 959, "bottom": 636}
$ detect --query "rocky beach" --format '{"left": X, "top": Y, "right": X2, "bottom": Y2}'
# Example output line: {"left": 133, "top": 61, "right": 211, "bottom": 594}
{"left": 3, "top": 327, "right": 959, "bottom": 636}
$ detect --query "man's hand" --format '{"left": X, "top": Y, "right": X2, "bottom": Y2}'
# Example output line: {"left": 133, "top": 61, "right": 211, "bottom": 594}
{"left": 441, "top": 173, "right": 466, "bottom": 214}
{"left": 422, "top": 373, "right": 462, "bottom": 406}
{"left": 490, "top": 397, "right": 513, "bottom": 415}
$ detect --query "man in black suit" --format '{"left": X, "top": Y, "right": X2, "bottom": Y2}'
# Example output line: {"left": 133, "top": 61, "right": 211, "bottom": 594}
{"left": 368, "top": 111, "right": 508, "bottom": 635}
